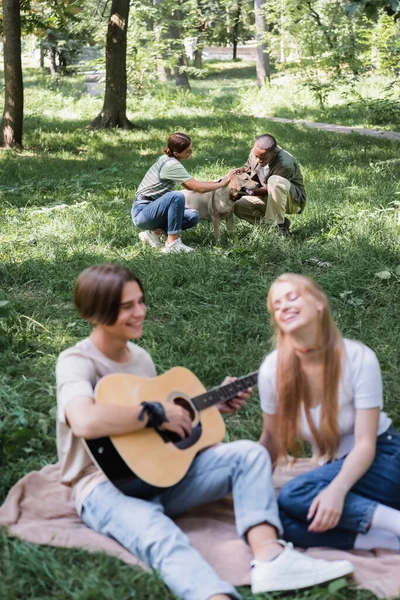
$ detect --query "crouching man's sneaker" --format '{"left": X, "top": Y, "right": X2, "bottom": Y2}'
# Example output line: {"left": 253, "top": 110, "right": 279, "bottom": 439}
{"left": 278, "top": 217, "right": 291, "bottom": 238}
{"left": 162, "top": 238, "right": 193, "bottom": 254}
{"left": 139, "top": 230, "right": 163, "bottom": 248}
{"left": 251, "top": 540, "right": 353, "bottom": 593}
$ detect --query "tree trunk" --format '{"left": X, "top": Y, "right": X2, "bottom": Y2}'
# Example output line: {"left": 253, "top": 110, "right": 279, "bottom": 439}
{"left": 254, "top": 0, "right": 270, "bottom": 87}
{"left": 233, "top": 38, "right": 238, "bottom": 60}
{"left": 173, "top": 56, "right": 191, "bottom": 90}
{"left": 89, "top": 0, "right": 135, "bottom": 129}
{"left": 47, "top": 30, "right": 58, "bottom": 77}
{"left": 156, "top": 19, "right": 171, "bottom": 83}
{"left": 232, "top": 2, "right": 242, "bottom": 60}
{"left": 193, "top": 49, "right": 203, "bottom": 69}
{"left": 157, "top": 61, "right": 170, "bottom": 82}
{"left": 40, "top": 40, "right": 45, "bottom": 69}
{"left": 0, "top": 0, "right": 24, "bottom": 148}
{"left": 49, "top": 46, "right": 57, "bottom": 77}
{"left": 169, "top": 9, "right": 190, "bottom": 90}
{"left": 58, "top": 48, "right": 68, "bottom": 74}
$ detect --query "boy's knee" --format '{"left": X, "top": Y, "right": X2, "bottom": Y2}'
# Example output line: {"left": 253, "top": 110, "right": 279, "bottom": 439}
{"left": 231, "top": 439, "right": 272, "bottom": 470}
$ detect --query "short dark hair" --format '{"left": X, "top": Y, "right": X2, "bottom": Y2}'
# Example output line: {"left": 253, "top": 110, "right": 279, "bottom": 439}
{"left": 164, "top": 132, "right": 191, "bottom": 157}
{"left": 74, "top": 264, "right": 144, "bottom": 326}
{"left": 254, "top": 134, "right": 277, "bottom": 152}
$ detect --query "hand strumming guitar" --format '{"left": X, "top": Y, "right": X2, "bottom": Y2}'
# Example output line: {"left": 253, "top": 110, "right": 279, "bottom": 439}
{"left": 161, "top": 402, "right": 193, "bottom": 438}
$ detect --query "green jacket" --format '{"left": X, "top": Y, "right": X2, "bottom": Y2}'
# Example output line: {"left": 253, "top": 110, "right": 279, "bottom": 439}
{"left": 245, "top": 147, "right": 306, "bottom": 212}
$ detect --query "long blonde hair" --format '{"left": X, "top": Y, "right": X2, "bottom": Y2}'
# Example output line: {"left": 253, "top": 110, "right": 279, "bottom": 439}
{"left": 267, "top": 274, "right": 343, "bottom": 461}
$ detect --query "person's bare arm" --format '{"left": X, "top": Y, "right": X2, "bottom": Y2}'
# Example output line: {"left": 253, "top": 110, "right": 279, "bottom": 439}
{"left": 65, "top": 396, "right": 193, "bottom": 440}
{"left": 308, "top": 407, "right": 380, "bottom": 533}
{"left": 259, "top": 412, "right": 279, "bottom": 468}
{"left": 250, "top": 186, "right": 268, "bottom": 197}
{"left": 183, "top": 170, "right": 236, "bottom": 193}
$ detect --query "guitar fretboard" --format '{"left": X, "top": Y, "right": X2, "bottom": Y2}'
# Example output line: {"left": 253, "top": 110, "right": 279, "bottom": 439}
{"left": 192, "top": 371, "right": 258, "bottom": 412}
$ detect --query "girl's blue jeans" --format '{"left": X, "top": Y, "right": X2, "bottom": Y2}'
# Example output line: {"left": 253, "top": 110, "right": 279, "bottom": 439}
{"left": 278, "top": 426, "right": 400, "bottom": 549}
{"left": 132, "top": 191, "right": 199, "bottom": 235}
{"left": 81, "top": 440, "right": 282, "bottom": 600}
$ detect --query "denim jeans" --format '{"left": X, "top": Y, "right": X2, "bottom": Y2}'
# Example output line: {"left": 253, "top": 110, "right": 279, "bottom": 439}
{"left": 81, "top": 440, "right": 282, "bottom": 600}
{"left": 278, "top": 426, "right": 400, "bottom": 549}
{"left": 132, "top": 191, "right": 199, "bottom": 235}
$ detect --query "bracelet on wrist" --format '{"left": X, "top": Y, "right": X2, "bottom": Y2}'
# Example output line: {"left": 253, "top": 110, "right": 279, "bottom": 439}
{"left": 138, "top": 401, "right": 169, "bottom": 429}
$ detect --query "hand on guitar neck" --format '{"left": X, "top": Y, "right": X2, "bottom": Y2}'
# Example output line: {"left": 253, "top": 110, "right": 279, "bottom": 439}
{"left": 217, "top": 376, "right": 251, "bottom": 415}
{"left": 160, "top": 376, "right": 251, "bottom": 436}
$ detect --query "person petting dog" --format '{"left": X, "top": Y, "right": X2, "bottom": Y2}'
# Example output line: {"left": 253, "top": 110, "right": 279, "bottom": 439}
{"left": 259, "top": 273, "right": 400, "bottom": 552}
{"left": 56, "top": 263, "right": 353, "bottom": 600}
{"left": 234, "top": 134, "right": 306, "bottom": 237}
{"left": 132, "top": 132, "right": 235, "bottom": 253}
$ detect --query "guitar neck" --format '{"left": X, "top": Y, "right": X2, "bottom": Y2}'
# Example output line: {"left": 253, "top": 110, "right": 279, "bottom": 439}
{"left": 192, "top": 371, "right": 258, "bottom": 412}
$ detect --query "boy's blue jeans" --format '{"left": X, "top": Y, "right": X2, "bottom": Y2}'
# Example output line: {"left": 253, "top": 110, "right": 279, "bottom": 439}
{"left": 132, "top": 191, "right": 199, "bottom": 235}
{"left": 278, "top": 426, "right": 400, "bottom": 549}
{"left": 81, "top": 440, "right": 282, "bottom": 600}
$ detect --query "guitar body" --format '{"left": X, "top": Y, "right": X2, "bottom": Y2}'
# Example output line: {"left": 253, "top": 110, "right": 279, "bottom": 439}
{"left": 85, "top": 367, "right": 226, "bottom": 498}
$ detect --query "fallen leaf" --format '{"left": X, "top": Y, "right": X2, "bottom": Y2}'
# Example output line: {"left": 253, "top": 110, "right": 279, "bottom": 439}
{"left": 375, "top": 270, "right": 391, "bottom": 280}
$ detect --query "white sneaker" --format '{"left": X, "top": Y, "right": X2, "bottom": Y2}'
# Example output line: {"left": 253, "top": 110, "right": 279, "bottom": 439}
{"left": 139, "top": 230, "right": 162, "bottom": 248}
{"left": 162, "top": 238, "right": 193, "bottom": 254}
{"left": 251, "top": 540, "right": 353, "bottom": 593}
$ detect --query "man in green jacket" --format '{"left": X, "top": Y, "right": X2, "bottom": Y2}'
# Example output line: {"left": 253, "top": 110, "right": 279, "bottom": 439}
{"left": 234, "top": 134, "right": 306, "bottom": 237}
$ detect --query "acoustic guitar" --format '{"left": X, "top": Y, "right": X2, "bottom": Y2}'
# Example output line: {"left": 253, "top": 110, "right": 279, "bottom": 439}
{"left": 84, "top": 367, "right": 258, "bottom": 500}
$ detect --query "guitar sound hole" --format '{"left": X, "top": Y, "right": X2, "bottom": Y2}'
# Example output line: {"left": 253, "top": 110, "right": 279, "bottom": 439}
{"left": 173, "top": 397, "right": 195, "bottom": 421}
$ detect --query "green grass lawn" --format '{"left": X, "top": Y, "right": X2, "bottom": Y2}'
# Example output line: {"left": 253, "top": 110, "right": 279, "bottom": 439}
{"left": 0, "top": 62, "right": 399, "bottom": 599}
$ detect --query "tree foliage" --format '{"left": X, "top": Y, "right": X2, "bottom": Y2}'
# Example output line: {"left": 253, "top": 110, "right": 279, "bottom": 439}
{"left": 255, "top": 0, "right": 399, "bottom": 106}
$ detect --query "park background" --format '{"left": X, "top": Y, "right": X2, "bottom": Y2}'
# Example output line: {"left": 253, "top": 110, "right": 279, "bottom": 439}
{"left": 0, "top": 0, "right": 400, "bottom": 598}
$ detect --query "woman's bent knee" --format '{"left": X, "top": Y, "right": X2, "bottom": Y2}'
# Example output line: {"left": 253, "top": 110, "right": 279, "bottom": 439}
{"left": 278, "top": 471, "right": 322, "bottom": 512}
{"left": 279, "top": 475, "right": 310, "bottom": 509}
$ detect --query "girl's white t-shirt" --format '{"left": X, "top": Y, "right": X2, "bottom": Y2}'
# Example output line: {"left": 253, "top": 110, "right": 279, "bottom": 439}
{"left": 259, "top": 338, "right": 392, "bottom": 460}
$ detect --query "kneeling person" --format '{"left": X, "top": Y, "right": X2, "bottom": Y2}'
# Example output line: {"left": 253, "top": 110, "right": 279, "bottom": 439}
{"left": 56, "top": 263, "right": 352, "bottom": 599}
{"left": 132, "top": 132, "right": 236, "bottom": 253}
{"left": 234, "top": 134, "right": 306, "bottom": 236}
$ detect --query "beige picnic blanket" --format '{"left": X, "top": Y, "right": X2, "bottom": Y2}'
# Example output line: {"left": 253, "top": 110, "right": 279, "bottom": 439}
{"left": 1, "top": 459, "right": 400, "bottom": 599}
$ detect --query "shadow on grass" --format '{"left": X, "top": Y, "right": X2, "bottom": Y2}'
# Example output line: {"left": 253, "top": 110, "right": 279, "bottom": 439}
{"left": 0, "top": 110, "right": 397, "bottom": 212}
{"left": 22, "top": 69, "right": 88, "bottom": 100}
{"left": 202, "top": 64, "right": 257, "bottom": 80}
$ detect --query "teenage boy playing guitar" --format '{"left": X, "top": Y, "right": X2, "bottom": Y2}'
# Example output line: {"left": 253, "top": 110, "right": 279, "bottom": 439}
{"left": 56, "top": 263, "right": 353, "bottom": 599}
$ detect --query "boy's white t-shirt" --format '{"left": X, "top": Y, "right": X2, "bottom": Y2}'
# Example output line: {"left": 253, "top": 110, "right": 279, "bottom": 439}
{"left": 56, "top": 338, "right": 157, "bottom": 514}
{"left": 259, "top": 338, "right": 392, "bottom": 460}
